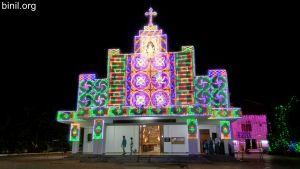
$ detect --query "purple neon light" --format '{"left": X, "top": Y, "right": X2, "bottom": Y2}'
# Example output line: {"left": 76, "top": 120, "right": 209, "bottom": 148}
{"left": 132, "top": 91, "right": 150, "bottom": 108}
{"left": 151, "top": 72, "right": 169, "bottom": 89}
{"left": 132, "top": 73, "right": 150, "bottom": 90}
{"left": 133, "top": 54, "right": 149, "bottom": 71}
{"left": 151, "top": 91, "right": 170, "bottom": 108}
{"left": 151, "top": 54, "right": 168, "bottom": 70}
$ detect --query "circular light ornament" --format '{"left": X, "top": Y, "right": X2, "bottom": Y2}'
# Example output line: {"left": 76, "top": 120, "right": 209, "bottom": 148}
{"left": 94, "top": 79, "right": 108, "bottom": 92}
{"left": 212, "top": 76, "right": 226, "bottom": 89}
{"left": 196, "top": 76, "right": 211, "bottom": 91}
{"left": 151, "top": 91, "right": 169, "bottom": 108}
{"left": 151, "top": 72, "right": 169, "bottom": 89}
{"left": 151, "top": 54, "right": 168, "bottom": 70}
{"left": 132, "top": 91, "right": 150, "bottom": 108}
{"left": 196, "top": 91, "right": 211, "bottom": 104}
{"left": 78, "top": 94, "right": 93, "bottom": 107}
{"left": 133, "top": 54, "right": 149, "bottom": 71}
{"left": 94, "top": 93, "right": 108, "bottom": 107}
{"left": 132, "top": 73, "right": 150, "bottom": 90}
{"left": 80, "top": 80, "right": 94, "bottom": 93}
{"left": 213, "top": 91, "right": 227, "bottom": 106}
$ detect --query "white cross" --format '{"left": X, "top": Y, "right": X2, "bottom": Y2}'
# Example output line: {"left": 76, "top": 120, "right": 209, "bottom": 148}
{"left": 145, "top": 7, "right": 157, "bottom": 26}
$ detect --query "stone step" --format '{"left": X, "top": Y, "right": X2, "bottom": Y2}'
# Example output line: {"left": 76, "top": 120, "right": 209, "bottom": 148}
{"left": 77, "top": 155, "right": 212, "bottom": 163}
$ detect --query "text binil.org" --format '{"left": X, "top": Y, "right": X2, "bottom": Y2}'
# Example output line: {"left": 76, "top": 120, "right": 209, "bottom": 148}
{"left": 2, "top": 2, "right": 37, "bottom": 12}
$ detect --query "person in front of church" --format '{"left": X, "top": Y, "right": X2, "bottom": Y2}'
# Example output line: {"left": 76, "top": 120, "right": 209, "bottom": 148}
{"left": 121, "top": 136, "right": 127, "bottom": 155}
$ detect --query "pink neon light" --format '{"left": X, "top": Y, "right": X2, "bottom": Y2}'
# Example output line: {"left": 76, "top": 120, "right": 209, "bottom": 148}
{"left": 232, "top": 115, "right": 267, "bottom": 141}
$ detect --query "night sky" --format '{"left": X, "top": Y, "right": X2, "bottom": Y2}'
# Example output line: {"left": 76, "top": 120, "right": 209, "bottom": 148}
{"left": 2, "top": 1, "right": 299, "bottom": 116}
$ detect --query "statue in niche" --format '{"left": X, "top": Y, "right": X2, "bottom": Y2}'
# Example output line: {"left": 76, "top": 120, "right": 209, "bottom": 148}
{"left": 146, "top": 41, "right": 155, "bottom": 58}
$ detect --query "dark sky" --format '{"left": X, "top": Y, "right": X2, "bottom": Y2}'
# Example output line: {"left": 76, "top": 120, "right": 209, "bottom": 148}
{"left": 1, "top": 1, "right": 299, "bottom": 115}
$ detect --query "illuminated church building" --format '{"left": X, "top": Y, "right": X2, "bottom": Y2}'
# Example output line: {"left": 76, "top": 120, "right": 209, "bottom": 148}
{"left": 57, "top": 8, "right": 242, "bottom": 155}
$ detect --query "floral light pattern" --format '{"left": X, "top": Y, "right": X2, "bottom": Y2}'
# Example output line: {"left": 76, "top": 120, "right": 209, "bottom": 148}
{"left": 151, "top": 91, "right": 169, "bottom": 108}
{"left": 132, "top": 91, "right": 150, "bottom": 108}
{"left": 152, "top": 72, "right": 169, "bottom": 89}
{"left": 132, "top": 73, "right": 150, "bottom": 90}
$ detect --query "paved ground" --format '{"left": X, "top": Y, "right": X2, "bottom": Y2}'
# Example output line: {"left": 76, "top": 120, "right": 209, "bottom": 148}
{"left": 0, "top": 153, "right": 299, "bottom": 169}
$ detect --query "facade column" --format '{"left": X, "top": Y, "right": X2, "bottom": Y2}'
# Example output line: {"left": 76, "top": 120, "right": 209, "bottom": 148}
{"left": 72, "top": 142, "right": 79, "bottom": 154}
{"left": 83, "top": 127, "right": 93, "bottom": 153}
{"left": 93, "top": 119, "right": 105, "bottom": 154}
{"left": 187, "top": 118, "right": 200, "bottom": 154}
{"left": 70, "top": 123, "right": 80, "bottom": 154}
{"left": 219, "top": 120, "right": 232, "bottom": 155}
{"left": 224, "top": 140, "right": 230, "bottom": 154}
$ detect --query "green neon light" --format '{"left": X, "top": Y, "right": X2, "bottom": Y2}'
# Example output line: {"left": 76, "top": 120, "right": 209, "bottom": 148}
{"left": 187, "top": 118, "right": 197, "bottom": 135}
{"left": 93, "top": 120, "right": 103, "bottom": 140}
{"left": 70, "top": 124, "right": 80, "bottom": 142}
{"left": 78, "top": 108, "right": 89, "bottom": 117}
{"left": 220, "top": 120, "right": 231, "bottom": 139}
{"left": 187, "top": 105, "right": 195, "bottom": 115}
{"left": 167, "top": 106, "right": 173, "bottom": 115}
{"left": 90, "top": 107, "right": 105, "bottom": 117}
{"left": 147, "top": 106, "right": 154, "bottom": 115}
{"left": 57, "top": 111, "right": 71, "bottom": 121}
{"left": 128, "top": 107, "right": 135, "bottom": 116}
{"left": 108, "top": 107, "right": 116, "bottom": 116}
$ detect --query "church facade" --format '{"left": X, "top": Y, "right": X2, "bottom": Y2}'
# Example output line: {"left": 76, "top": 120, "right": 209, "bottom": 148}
{"left": 57, "top": 8, "right": 242, "bottom": 155}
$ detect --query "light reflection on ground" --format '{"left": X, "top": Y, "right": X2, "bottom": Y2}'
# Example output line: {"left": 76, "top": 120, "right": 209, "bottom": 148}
{"left": 0, "top": 154, "right": 299, "bottom": 169}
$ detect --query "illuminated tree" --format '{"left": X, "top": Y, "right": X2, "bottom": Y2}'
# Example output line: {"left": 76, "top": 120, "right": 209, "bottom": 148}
{"left": 269, "top": 96, "right": 299, "bottom": 154}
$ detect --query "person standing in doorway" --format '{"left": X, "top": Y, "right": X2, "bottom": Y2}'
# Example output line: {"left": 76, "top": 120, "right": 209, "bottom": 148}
{"left": 208, "top": 137, "right": 214, "bottom": 155}
{"left": 121, "top": 136, "right": 127, "bottom": 155}
{"left": 203, "top": 140, "right": 207, "bottom": 154}
{"left": 220, "top": 139, "right": 225, "bottom": 154}
{"left": 130, "top": 137, "right": 133, "bottom": 155}
{"left": 214, "top": 137, "right": 220, "bottom": 154}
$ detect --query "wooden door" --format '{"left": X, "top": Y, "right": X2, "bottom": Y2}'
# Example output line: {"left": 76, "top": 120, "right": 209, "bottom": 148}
{"left": 199, "top": 129, "right": 210, "bottom": 153}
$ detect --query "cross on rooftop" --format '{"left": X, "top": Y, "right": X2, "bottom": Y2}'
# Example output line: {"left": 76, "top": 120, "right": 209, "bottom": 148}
{"left": 145, "top": 7, "right": 157, "bottom": 26}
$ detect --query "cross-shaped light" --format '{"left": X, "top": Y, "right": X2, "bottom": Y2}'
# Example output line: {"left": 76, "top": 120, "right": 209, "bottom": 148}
{"left": 145, "top": 7, "right": 157, "bottom": 26}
